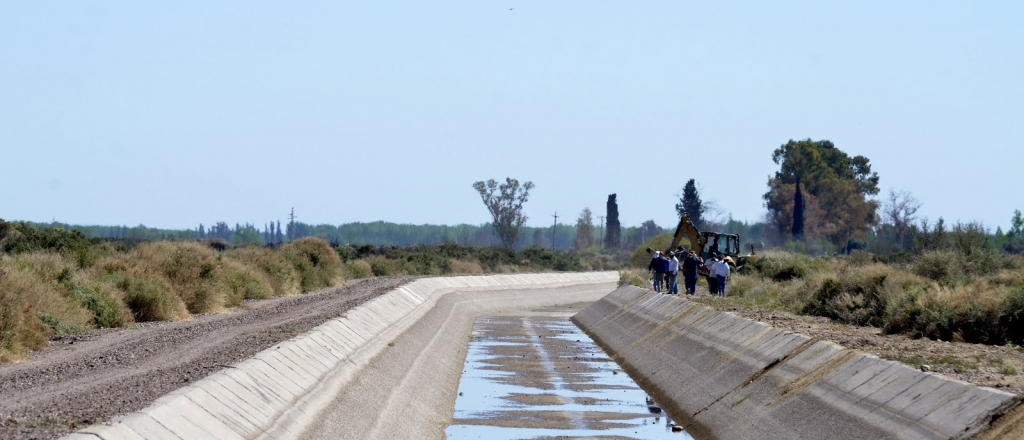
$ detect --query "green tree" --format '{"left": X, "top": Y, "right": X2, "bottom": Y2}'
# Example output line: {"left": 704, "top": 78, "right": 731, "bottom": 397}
{"left": 675, "top": 179, "right": 706, "bottom": 228}
{"left": 765, "top": 139, "right": 880, "bottom": 247}
{"left": 574, "top": 208, "right": 595, "bottom": 250}
{"left": 1005, "top": 210, "right": 1024, "bottom": 253}
{"left": 605, "top": 194, "right": 621, "bottom": 249}
{"left": 472, "top": 178, "right": 535, "bottom": 249}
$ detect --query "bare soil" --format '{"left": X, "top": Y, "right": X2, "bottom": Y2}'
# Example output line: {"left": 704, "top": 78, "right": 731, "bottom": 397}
{"left": 0, "top": 276, "right": 413, "bottom": 440}
{"left": 690, "top": 295, "right": 1024, "bottom": 396}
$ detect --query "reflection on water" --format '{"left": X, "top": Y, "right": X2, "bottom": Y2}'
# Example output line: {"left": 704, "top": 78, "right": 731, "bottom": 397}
{"left": 446, "top": 315, "right": 692, "bottom": 440}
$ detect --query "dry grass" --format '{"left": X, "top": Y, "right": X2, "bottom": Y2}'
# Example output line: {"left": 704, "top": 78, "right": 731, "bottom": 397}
{"left": 0, "top": 266, "right": 49, "bottom": 362}
{"left": 449, "top": 259, "right": 484, "bottom": 275}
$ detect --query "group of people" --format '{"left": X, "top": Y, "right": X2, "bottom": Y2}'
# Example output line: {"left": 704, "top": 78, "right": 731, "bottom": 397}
{"left": 648, "top": 249, "right": 731, "bottom": 296}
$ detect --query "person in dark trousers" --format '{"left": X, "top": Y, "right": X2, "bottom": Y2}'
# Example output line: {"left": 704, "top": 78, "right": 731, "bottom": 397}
{"left": 704, "top": 254, "right": 718, "bottom": 294}
{"left": 648, "top": 251, "right": 667, "bottom": 292}
{"left": 681, "top": 250, "right": 703, "bottom": 295}
{"left": 666, "top": 252, "right": 680, "bottom": 294}
{"left": 712, "top": 257, "right": 731, "bottom": 297}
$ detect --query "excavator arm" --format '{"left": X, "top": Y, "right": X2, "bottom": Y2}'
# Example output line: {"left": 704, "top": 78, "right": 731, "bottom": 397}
{"left": 667, "top": 213, "right": 706, "bottom": 255}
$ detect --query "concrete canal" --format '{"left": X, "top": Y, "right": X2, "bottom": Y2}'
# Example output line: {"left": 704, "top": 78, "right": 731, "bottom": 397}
{"left": 446, "top": 305, "right": 692, "bottom": 440}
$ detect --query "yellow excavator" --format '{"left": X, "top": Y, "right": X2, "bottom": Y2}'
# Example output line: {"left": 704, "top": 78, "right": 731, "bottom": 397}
{"left": 648, "top": 213, "right": 756, "bottom": 271}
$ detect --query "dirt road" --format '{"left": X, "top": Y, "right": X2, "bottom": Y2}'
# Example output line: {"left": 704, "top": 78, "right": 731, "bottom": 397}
{"left": 0, "top": 277, "right": 413, "bottom": 440}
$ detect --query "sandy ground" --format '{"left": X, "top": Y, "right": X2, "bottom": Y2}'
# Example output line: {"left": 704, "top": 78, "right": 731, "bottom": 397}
{"left": 0, "top": 276, "right": 413, "bottom": 440}
{"left": 684, "top": 291, "right": 1024, "bottom": 396}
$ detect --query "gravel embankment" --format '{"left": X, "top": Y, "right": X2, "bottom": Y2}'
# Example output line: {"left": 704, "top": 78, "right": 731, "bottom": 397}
{"left": 0, "top": 276, "right": 414, "bottom": 440}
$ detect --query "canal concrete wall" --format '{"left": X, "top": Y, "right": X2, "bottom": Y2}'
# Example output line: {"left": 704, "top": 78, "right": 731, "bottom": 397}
{"left": 572, "top": 285, "right": 1021, "bottom": 440}
{"left": 63, "top": 272, "right": 619, "bottom": 440}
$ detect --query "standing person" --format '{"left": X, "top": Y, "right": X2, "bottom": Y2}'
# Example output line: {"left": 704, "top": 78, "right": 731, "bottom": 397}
{"left": 704, "top": 254, "right": 718, "bottom": 294}
{"left": 666, "top": 252, "right": 680, "bottom": 294}
{"left": 648, "top": 251, "right": 666, "bottom": 292}
{"left": 682, "top": 250, "right": 702, "bottom": 295}
{"left": 712, "top": 258, "right": 731, "bottom": 297}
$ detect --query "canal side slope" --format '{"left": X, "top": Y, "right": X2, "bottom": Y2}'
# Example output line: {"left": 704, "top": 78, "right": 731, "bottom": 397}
{"left": 62, "top": 272, "right": 618, "bottom": 440}
{"left": 572, "top": 285, "right": 1021, "bottom": 440}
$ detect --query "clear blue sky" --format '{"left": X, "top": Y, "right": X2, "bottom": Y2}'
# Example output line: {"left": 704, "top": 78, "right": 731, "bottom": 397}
{"left": 2, "top": 1, "right": 1021, "bottom": 231}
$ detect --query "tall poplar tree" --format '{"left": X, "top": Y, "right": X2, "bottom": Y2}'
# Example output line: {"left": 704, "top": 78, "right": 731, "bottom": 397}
{"left": 605, "top": 194, "right": 621, "bottom": 248}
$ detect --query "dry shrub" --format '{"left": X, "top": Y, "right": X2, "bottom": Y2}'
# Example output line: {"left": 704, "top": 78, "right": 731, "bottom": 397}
{"left": 344, "top": 260, "right": 373, "bottom": 279}
{"left": 991, "top": 268, "right": 1024, "bottom": 289}
{"left": 2, "top": 254, "right": 95, "bottom": 334}
{"left": 220, "top": 258, "right": 274, "bottom": 304}
{"left": 66, "top": 272, "right": 133, "bottom": 328}
{"left": 0, "top": 268, "right": 48, "bottom": 362}
{"left": 748, "top": 251, "right": 823, "bottom": 282}
{"left": 281, "top": 238, "right": 344, "bottom": 292}
{"left": 450, "top": 259, "right": 484, "bottom": 275}
{"left": 799, "top": 263, "right": 929, "bottom": 327}
{"left": 131, "top": 242, "right": 229, "bottom": 313}
{"left": 902, "top": 282, "right": 1008, "bottom": 343}
{"left": 618, "top": 269, "right": 648, "bottom": 287}
{"left": 225, "top": 246, "right": 300, "bottom": 296}
{"left": 364, "top": 255, "right": 397, "bottom": 277}
{"left": 726, "top": 274, "right": 759, "bottom": 297}
{"left": 96, "top": 265, "right": 189, "bottom": 322}
{"left": 912, "top": 250, "right": 964, "bottom": 282}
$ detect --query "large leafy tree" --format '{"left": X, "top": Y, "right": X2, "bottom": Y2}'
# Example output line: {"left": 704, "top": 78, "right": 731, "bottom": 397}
{"left": 472, "top": 178, "right": 535, "bottom": 249}
{"left": 765, "top": 139, "right": 880, "bottom": 247}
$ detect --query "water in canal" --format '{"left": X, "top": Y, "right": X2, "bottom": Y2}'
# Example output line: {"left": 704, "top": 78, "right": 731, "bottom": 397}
{"left": 446, "top": 309, "right": 692, "bottom": 440}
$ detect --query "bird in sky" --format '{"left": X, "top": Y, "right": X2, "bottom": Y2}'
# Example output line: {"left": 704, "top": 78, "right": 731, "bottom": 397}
{"left": 508, "top": 8, "right": 514, "bottom": 11}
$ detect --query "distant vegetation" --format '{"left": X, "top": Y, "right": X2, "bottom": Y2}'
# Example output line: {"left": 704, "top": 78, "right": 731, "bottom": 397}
{"left": 0, "top": 219, "right": 622, "bottom": 362}
{"left": 623, "top": 221, "right": 1024, "bottom": 347}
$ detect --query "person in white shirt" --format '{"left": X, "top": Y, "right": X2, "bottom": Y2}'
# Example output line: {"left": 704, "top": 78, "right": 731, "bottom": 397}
{"left": 666, "top": 252, "right": 680, "bottom": 294}
{"left": 711, "top": 258, "right": 731, "bottom": 297}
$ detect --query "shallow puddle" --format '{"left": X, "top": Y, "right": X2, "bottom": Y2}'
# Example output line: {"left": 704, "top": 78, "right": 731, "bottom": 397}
{"left": 446, "top": 312, "right": 692, "bottom": 440}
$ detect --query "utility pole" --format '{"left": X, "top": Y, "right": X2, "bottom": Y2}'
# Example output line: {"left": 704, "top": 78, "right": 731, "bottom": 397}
{"left": 551, "top": 212, "right": 558, "bottom": 251}
{"left": 597, "top": 215, "right": 605, "bottom": 248}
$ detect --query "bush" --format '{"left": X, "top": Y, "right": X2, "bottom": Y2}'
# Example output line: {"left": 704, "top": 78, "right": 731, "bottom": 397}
{"left": 449, "top": 259, "right": 484, "bottom": 275}
{"left": 131, "top": 242, "right": 229, "bottom": 313}
{"left": 366, "top": 255, "right": 395, "bottom": 277}
{"left": 748, "top": 252, "right": 818, "bottom": 282}
{"left": 344, "top": 261, "right": 373, "bottom": 279}
{"left": 628, "top": 233, "right": 674, "bottom": 268}
{"left": 912, "top": 250, "right": 964, "bottom": 282}
{"left": 281, "top": 238, "right": 345, "bottom": 292}
{"left": 799, "top": 264, "right": 929, "bottom": 327}
{"left": 225, "top": 246, "right": 300, "bottom": 296}
{"left": 100, "top": 270, "right": 189, "bottom": 322}
{"left": 0, "top": 271, "right": 48, "bottom": 362}
{"left": 618, "top": 269, "right": 649, "bottom": 288}
{"left": 2, "top": 254, "right": 96, "bottom": 333}
{"left": 220, "top": 258, "right": 274, "bottom": 303}
{"left": 65, "top": 274, "right": 133, "bottom": 328}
